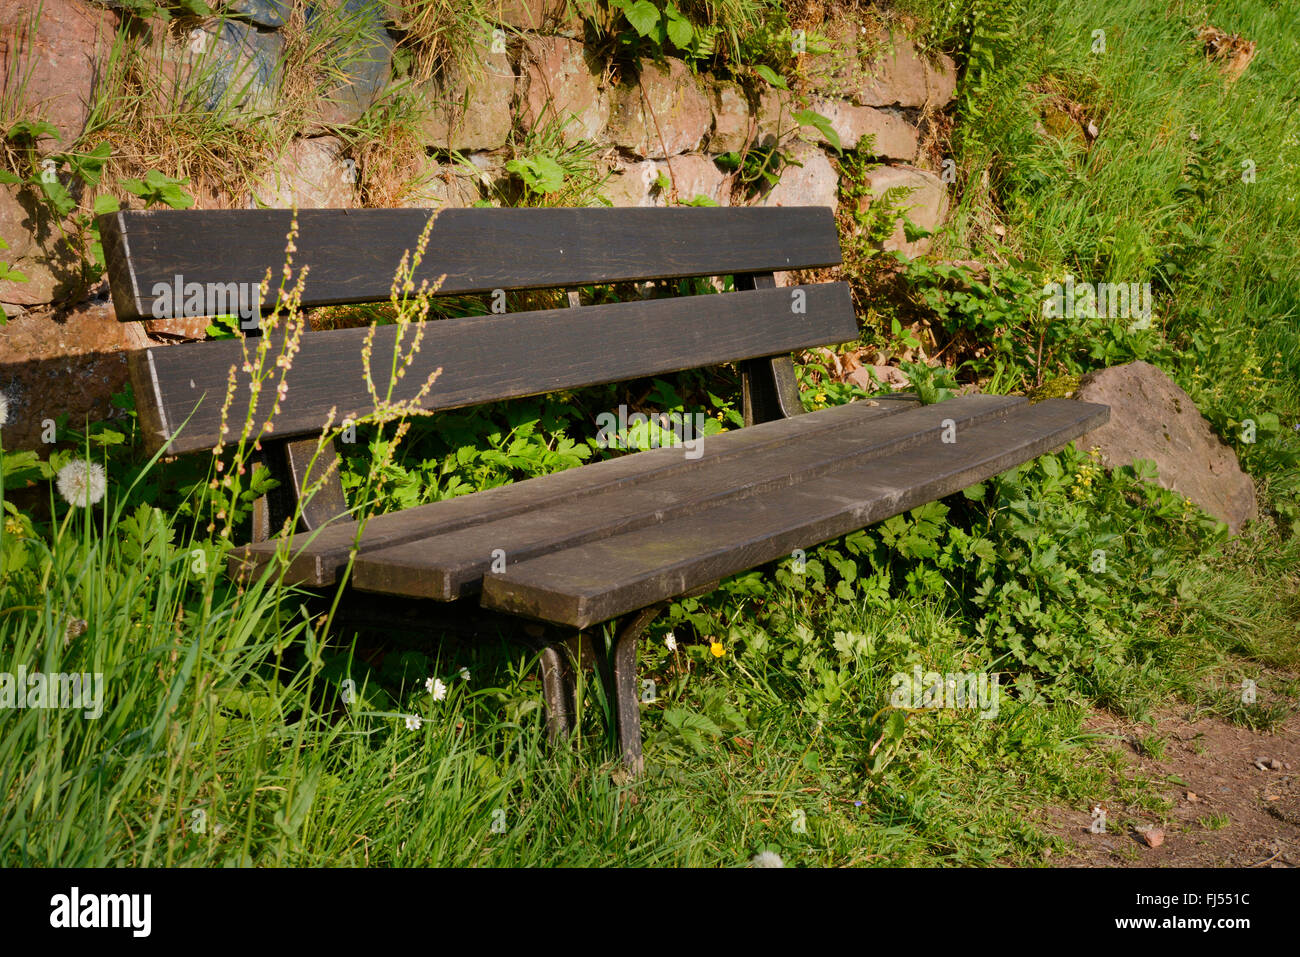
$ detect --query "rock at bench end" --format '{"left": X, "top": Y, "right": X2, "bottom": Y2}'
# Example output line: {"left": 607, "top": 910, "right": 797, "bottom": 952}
{"left": 1075, "top": 361, "right": 1257, "bottom": 534}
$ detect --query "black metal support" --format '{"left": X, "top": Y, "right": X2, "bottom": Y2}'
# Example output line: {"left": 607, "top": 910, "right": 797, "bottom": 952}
{"left": 534, "top": 642, "right": 577, "bottom": 744}
{"left": 736, "top": 272, "right": 807, "bottom": 426}
{"left": 608, "top": 603, "right": 663, "bottom": 774}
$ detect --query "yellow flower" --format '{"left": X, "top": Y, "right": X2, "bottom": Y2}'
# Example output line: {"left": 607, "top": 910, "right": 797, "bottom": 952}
{"left": 709, "top": 640, "right": 725, "bottom": 658}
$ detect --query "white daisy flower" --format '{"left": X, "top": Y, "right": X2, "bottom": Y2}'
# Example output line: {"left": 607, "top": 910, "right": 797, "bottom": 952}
{"left": 664, "top": 631, "right": 677, "bottom": 652}
{"left": 56, "top": 459, "right": 107, "bottom": 508}
{"left": 751, "top": 851, "right": 784, "bottom": 868}
{"left": 426, "top": 677, "right": 447, "bottom": 700}
{"left": 459, "top": 667, "right": 470, "bottom": 682}
{"left": 405, "top": 714, "right": 422, "bottom": 731}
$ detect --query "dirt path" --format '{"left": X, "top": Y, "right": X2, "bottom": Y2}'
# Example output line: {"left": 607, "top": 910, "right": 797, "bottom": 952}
{"left": 1038, "top": 702, "right": 1299, "bottom": 867}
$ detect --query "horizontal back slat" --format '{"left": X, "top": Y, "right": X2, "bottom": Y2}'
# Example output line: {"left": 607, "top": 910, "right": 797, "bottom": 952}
{"left": 99, "top": 207, "right": 843, "bottom": 321}
{"left": 132, "top": 282, "right": 857, "bottom": 455}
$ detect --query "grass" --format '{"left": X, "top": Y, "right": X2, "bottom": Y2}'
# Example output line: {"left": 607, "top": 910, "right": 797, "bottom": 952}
{"left": 3, "top": 0, "right": 1299, "bottom": 867}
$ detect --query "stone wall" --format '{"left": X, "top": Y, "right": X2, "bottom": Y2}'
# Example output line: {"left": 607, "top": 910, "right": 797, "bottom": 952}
{"left": 0, "top": 0, "right": 957, "bottom": 449}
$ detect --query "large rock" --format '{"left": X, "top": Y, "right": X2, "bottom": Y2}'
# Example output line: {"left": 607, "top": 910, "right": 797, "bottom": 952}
{"left": 306, "top": 0, "right": 395, "bottom": 127}
{"left": 753, "top": 87, "right": 795, "bottom": 147}
{"left": 226, "top": 0, "right": 292, "bottom": 26}
{"left": 519, "top": 36, "right": 608, "bottom": 144}
{"left": 603, "top": 154, "right": 731, "bottom": 208}
{"left": 251, "top": 136, "right": 358, "bottom": 208}
{"left": 601, "top": 159, "right": 658, "bottom": 208}
{"left": 0, "top": 0, "right": 118, "bottom": 153}
{"left": 808, "top": 25, "right": 957, "bottom": 109}
{"left": 153, "top": 17, "right": 284, "bottom": 116}
{"left": 856, "top": 165, "right": 948, "bottom": 257}
{"left": 418, "top": 49, "right": 516, "bottom": 151}
{"left": 0, "top": 301, "right": 143, "bottom": 450}
{"left": 808, "top": 98, "right": 916, "bottom": 161}
{"left": 0, "top": 186, "right": 82, "bottom": 311}
{"left": 708, "top": 80, "right": 750, "bottom": 153}
{"left": 487, "top": 0, "right": 572, "bottom": 31}
{"left": 607, "top": 58, "right": 711, "bottom": 158}
{"left": 655, "top": 154, "right": 731, "bottom": 206}
{"left": 1074, "top": 361, "right": 1257, "bottom": 534}
{"left": 759, "top": 141, "right": 836, "bottom": 209}
{"left": 397, "top": 158, "right": 483, "bottom": 209}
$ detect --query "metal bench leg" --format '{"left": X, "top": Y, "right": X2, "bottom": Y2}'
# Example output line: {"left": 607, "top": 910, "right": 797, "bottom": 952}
{"left": 610, "top": 604, "right": 663, "bottom": 775}
{"left": 532, "top": 639, "right": 577, "bottom": 745}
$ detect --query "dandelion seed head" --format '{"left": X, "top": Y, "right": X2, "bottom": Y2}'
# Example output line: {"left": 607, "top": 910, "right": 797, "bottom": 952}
{"left": 56, "top": 459, "right": 106, "bottom": 508}
{"left": 751, "top": 851, "right": 784, "bottom": 868}
{"left": 64, "top": 618, "right": 87, "bottom": 647}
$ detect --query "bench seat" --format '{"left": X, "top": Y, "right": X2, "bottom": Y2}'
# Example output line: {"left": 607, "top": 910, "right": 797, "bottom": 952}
{"left": 234, "top": 393, "right": 1106, "bottom": 628}
{"left": 481, "top": 394, "right": 1106, "bottom": 627}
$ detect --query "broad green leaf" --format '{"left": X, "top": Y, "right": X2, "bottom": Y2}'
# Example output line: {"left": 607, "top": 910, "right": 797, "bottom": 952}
{"left": 622, "top": 0, "right": 661, "bottom": 37}
{"left": 754, "top": 64, "right": 788, "bottom": 90}
{"left": 792, "top": 108, "right": 841, "bottom": 153}
{"left": 665, "top": 6, "right": 694, "bottom": 47}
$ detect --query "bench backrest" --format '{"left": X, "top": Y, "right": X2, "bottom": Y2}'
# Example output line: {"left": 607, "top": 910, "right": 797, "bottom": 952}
{"left": 99, "top": 207, "right": 855, "bottom": 456}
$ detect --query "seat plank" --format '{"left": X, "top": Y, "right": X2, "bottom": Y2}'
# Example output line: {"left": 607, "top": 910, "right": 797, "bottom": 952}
{"left": 100, "top": 206, "right": 842, "bottom": 321}
{"left": 479, "top": 398, "right": 1110, "bottom": 628}
{"left": 228, "top": 395, "right": 923, "bottom": 586}
{"left": 135, "top": 282, "right": 855, "bottom": 455}
{"left": 351, "top": 395, "right": 1026, "bottom": 599}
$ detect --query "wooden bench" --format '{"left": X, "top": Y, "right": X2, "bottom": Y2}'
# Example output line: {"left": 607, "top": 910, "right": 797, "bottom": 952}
{"left": 98, "top": 206, "right": 1108, "bottom": 772}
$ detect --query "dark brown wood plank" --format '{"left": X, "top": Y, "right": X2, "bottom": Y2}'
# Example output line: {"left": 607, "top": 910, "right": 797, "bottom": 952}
{"left": 99, "top": 207, "right": 843, "bottom": 321}
{"left": 227, "top": 394, "right": 923, "bottom": 587}
{"left": 350, "top": 395, "right": 1026, "bottom": 599}
{"left": 133, "top": 282, "right": 856, "bottom": 455}
{"left": 480, "top": 398, "right": 1111, "bottom": 628}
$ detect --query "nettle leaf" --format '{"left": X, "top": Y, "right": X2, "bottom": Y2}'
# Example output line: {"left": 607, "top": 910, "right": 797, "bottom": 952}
{"left": 39, "top": 178, "right": 76, "bottom": 218}
{"left": 5, "top": 119, "right": 60, "bottom": 143}
{"left": 67, "top": 142, "right": 112, "bottom": 189}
